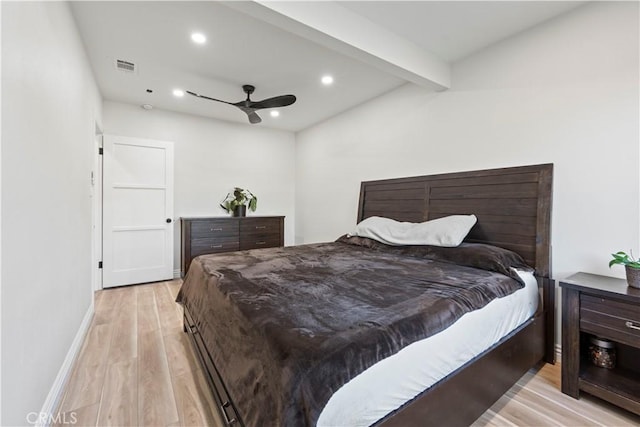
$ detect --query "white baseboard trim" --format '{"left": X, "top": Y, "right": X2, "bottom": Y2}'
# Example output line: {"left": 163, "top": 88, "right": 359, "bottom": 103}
{"left": 173, "top": 269, "right": 181, "bottom": 279}
{"left": 37, "top": 304, "right": 94, "bottom": 427}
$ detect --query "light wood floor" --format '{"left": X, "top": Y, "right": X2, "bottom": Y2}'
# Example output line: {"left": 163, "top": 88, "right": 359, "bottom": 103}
{"left": 56, "top": 280, "right": 640, "bottom": 427}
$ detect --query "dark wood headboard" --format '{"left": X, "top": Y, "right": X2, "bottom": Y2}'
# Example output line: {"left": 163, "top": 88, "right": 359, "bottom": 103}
{"left": 357, "top": 164, "right": 553, "bottom": 278}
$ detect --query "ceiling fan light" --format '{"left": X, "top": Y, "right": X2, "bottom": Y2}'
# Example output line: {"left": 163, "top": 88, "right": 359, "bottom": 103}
{"left": 191, "top": 32, "right": 206, "bottom": 44}
{"left": 270, "top": 110, "right": 280, "bottom": 117}
{"left": 173, "top": 89, "right": 185, "bottom": 97}
{"left": 321, "top": 75, "right": 334, "bottom": 85}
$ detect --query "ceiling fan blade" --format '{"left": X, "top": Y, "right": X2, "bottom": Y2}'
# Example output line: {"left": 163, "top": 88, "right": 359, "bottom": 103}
{"left": 247, "top": 111, "right": 262, "bottom": 124}
{"left": 186, "top": 90, "right": 233, "bottom": 105}
{"left": 249, "top": 95, "right": 296, "bottom": 110}
{"left": 233, "top": 103, "right": 262, "bottom": 124}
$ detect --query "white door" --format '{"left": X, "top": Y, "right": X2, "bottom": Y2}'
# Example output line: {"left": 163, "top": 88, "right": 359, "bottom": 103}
{"left": 103, "top": 135, "right": 174, "bottom": 288}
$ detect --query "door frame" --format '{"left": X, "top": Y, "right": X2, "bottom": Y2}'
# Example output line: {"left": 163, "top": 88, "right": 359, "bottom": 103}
{"left": 91, "top": 132, "right": 103, "bottom": 291}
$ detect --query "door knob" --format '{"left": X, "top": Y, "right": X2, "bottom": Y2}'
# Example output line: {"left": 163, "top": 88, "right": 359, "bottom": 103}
{"left": 166, "top": 218, "right": 172, "bottom": 223}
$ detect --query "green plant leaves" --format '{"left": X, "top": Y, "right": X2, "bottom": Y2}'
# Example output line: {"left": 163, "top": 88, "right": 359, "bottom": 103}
{"left": 609, "top": 250, "right": 640, "bottom": 268}
{"left": 220, "top": 188, "right": 258, "bottom": 213}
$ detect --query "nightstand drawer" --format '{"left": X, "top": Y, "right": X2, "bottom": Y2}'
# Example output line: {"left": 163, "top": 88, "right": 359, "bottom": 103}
{"left": 581, "top": 294, "right": 640, "bottom": 347}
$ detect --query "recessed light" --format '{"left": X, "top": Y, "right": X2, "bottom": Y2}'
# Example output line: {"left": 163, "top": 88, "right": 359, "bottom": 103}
{"left": 191, "top": 32, "right": 206, "bottom": 44}
{"left": 173, "top": 89, "right": 185, "bottom": 97}
{"left": 141, "top": 104, "right": 153, "bottom": 110}
{"left": 321, "top": 75, "right": 334, "bottom": 85}
{"left": 270, "top": 110, "right": 280, "bottom": 118}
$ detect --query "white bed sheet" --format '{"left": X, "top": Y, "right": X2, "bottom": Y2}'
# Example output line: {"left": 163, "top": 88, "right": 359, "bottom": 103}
{"left": 317, "top": 270, "right": 539, "bottom": 427}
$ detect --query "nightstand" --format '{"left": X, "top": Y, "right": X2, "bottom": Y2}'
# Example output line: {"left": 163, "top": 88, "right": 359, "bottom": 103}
{"left": 560, "top": 272, "right": 640, "bottom": 415}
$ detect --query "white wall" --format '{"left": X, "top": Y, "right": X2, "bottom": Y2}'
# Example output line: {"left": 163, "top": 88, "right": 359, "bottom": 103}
{"left": 102, "top": 101, "right": 296, "bottom": 272}
{"left": 296, "top": 2, "right": 639, "bottom": 283}
{"left": 0, "top": 2, "right": 3, "bottom": 421}
{"left": 1, "top": 2, "right": 102, "bottom": 425}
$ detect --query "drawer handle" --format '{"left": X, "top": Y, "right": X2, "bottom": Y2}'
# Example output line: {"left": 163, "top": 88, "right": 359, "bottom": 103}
{"left": 221, "top": 401, "right": 237, "bottom": 425}
{"left": 211, "top": 227, "right": 223, "bottom": 231}
{"left": 255, "top": 225, "right": 267, "bottom": 229}
{"left": 256, "top": 241, "right": 267, "bottom": 245}
{"left": 211, "top": 244, "right": 223, "bottom": 249}
{"left": 625, "top": 321, "right": 640, "bottom": 331}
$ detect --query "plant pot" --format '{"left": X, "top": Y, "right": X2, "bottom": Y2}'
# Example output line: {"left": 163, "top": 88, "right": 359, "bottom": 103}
{"left": 233, "top": 205, "right": 247, "bottom": 217}
{"left": 626, "top": 265, "right": 640, "bottom": 289}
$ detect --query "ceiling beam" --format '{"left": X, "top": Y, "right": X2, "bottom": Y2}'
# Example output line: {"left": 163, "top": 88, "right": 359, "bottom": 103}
{"left": 224, "top": 1, "right": 451, "bottom": 91}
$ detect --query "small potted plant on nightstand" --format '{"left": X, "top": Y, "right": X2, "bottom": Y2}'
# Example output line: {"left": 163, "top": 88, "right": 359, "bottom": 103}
{"left": 609, "top": 251, "right": 640, "bottom": 289}
{"left": 220, "top": 187, "right": 257, "bottom": 217}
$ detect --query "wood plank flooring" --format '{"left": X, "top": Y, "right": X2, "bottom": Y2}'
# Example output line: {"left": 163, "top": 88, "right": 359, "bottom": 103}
{"left": 56, "top": 280, "right": 220, "bottom": 427}
{"left": 56, "top": 280, "right": 640, "bottom": 427}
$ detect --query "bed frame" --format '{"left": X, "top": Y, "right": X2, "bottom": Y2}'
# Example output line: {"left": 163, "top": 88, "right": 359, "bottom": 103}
{"left": 183, "top": 163, "right": 554, "bottom": 427}
{"left": 360, "top": 163, "right": 554, "bottom": 426}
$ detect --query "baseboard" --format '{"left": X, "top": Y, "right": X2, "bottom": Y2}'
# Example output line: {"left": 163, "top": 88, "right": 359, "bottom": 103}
{"left": 37, "top": 303, "right": 94, "bottom": 427}
{"left": 173, "top": 269, "right": 181, "bottom": 279}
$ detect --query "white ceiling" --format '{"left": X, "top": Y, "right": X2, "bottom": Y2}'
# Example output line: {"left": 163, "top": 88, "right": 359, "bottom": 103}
{"left": 340, "top": 1, "right": 585, "bottom": 62}
{"left": 70, "top": 1, "right": 585, "bottom": 132}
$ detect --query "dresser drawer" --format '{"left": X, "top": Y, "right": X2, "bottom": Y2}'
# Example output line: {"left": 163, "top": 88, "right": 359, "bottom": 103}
{"left": 580, "top": 294, "right": 640, "bottom": 347}
{"left": 239, "top": 217, "right": 282, "bottom": 250}
{"left": 191, "top": 237, "right": 239, "bottom": 257}
{"left": 191, "top": 219, "right": 239, "bottom": 239}
{"left": 239, "top": 235, "right": 281, "bottom": 251}
{"left": 240, "top": 217, "right": 281, "bottom": 234}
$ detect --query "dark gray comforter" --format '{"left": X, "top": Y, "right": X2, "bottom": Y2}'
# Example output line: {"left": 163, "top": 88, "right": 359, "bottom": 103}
{"left": 176, "top": 236, "right": 531, "bottom": 427}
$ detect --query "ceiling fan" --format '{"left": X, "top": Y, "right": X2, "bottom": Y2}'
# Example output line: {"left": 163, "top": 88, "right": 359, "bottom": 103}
{"left": 187, "top": 84, "right": 296, "bottom": 124}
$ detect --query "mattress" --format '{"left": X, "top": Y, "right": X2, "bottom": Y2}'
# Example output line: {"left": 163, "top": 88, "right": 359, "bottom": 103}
{"left": 317, "top": 270, "right": 539, "bottom": 427}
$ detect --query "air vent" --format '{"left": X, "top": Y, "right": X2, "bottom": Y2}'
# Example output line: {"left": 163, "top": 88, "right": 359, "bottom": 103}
{"left": 115, "top": 59, "right": 136, "bottom": 73}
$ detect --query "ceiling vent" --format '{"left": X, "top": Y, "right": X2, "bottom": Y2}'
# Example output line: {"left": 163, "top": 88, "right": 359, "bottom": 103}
{"left": 115, "top": 59, "right": 136, "bottom": 73}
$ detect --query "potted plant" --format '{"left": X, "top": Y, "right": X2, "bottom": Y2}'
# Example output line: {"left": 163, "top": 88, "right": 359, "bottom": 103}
{"left": 220, "top": 187, "right": 257, "bottom": 217}
{"left": 609, "top": 251, "right": 640, "bottom": 289}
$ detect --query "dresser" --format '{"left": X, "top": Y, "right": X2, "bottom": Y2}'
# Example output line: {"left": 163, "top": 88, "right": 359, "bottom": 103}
{"left": 560, "top": 272, "right": 640, "bottom": 415}
{"left": 181, "top": 216, "right": 284, "bottom": 277}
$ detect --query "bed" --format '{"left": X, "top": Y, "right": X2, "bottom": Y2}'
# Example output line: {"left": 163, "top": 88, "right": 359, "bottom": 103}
{"left": 177, "top": 163, "right": 554, "bottom": 427}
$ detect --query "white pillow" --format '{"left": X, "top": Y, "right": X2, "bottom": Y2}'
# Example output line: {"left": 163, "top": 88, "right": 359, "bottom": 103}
{"left": 351, "top": 215, "right": 477, "bottom": 247}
